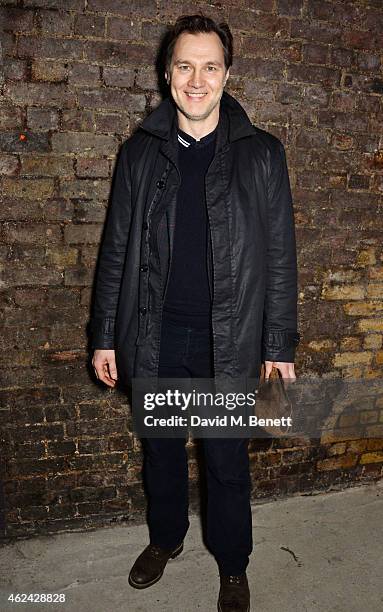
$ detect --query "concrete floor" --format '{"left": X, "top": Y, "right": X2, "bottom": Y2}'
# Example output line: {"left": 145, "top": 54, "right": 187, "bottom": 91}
{"left": 1, "top": 481, "right": 383, "bottom": 612}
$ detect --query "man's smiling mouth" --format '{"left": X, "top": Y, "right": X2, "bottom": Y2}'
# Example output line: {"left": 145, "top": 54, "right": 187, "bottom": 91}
{"left": 185, "top": 92, "right": 207, "bottom": 98}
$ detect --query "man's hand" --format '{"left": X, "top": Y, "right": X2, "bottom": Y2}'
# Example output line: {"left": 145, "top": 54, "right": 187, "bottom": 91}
{"left": 264, "top": 360, "right": 296, "bottom": 382}
{"left": 92, "top": 349, "right": 118, "bottom": 387}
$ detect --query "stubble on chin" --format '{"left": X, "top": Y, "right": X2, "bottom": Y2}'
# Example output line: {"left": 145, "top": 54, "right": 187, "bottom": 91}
{"left": 176, "top": 96, "right": 222, "bottom": 122}
{"left": 179, "top": 108, "right": 211, "bottom": 122}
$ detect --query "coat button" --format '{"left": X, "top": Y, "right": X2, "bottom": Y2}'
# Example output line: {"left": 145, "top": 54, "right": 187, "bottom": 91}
{"left": 140, "top": 307, "right": 147, "bottom": 315}
{"left": 140, "top": 265, "right": 148, "bottom": 272}
{"left": 142, "top": 222, "right": 148, "bottom": 230}
{"left": 156, "top": 179, "right": 165, "bottom": 189}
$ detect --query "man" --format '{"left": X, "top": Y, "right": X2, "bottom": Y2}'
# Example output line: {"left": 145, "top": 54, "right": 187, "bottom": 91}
{"left": 91, "top": 14, "right": 300, "bottom": 612}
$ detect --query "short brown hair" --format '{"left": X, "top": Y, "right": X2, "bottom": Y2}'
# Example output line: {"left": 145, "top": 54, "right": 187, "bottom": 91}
{"left": 164, "top": 14, "right": 233, "bottom": 73}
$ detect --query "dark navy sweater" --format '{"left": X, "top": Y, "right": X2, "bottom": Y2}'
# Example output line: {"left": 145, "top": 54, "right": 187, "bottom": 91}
{"left": 162, "top": 125, "right": 217, "bottom": 327}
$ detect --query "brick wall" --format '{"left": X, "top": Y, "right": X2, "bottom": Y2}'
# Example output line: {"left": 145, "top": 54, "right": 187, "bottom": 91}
{"left": 1, "top": 0, "right": 382, "bottom": 539}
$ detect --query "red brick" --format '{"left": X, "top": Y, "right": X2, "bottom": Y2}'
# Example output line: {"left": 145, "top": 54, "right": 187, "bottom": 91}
{"left": 87, "top": 0, "right": 156, "bottom": 17}
{"left": 46, "top": 440, "right": 77, "bottom": 457}
{"left": 75, "top": 158, "right": 110, "bottom": 178}
{"left": 31, "top": 60, "right": 68, "bottom": 82}
{"left": 342, "top": 30, "right": 380, "bottom": 52}
{"left": 0, "top": 7, "right": 35, "bottom": 32}
{"left": 59, "top": 178, "right": 110, "bottom": 200}
{"left": 135, "top": 67, "right": 158, "bottom": 90}
{"left": 317, "top": 453, "right": 359, "bottom": 471}
{"left": 44, "top": 199, "right": 74, "bottom": 221}
{"left": 225, "top": 0, "right": 274, "bottom": 9}
{"left": 1, "top": 222, "right": 61, "bottom": 244}
{"left": 3, "top": 59, "right": 28, "bottom": 80}
{"left": 287, "top": 64, "right": 340, "bottom": 87}
{"left": 0, "top": 197, "right": 42, "bottom": 220}
{"left": 52, "top": 132, "right": 118, "bottom": 155}
{"left": 27, "top": 108, "right": 60, "bottom": 131}
{"left": 36, "top": 9, "right": 73, "bottom": 35}
{"left": 275, "top": 82, "right": 303, "bottom": 104}
{"left": 78, "top": 88, "right": 146, "bottom": 111}
{"left": 329, "top": 47, "right": 353, "bottom": 68}
{"left": 103, "top": 66, "right": 135, "bottom": 88}
{"left": 348, "top": 175, "right": 370, "bottom": 190}
{"left": 277, "top": 0, "right": 303, "bottom": 17}
{"left": 317, "top": 110, "right": 368, "bottom": 133}
{"left": 0, "top": 103, "right": 24, "bottom": 129}
{"left": 355, "top": 53, "right": 381, "bottom": 73}
{"left": 243, "top": 80, "right": 275, "bottom": 101}
{"left": 306, "top": 0, "right": 340, "bottom": 21}
{"left": 74, "top": 14, "right": 105, "bottom": 38}
{"left": 0, "top": 31, "right": 16, "bottom": 56}
{"left": 61, "top": 109, "right": 94, "bottom": 132}
{"left": 18, "top": 35, "right": 84, "bottom": 60}
{"left": 331, "top": 92, "right": 356, "bottom": 112}
{"left": 232, "top": 57, "right": 284, "bottom": 80}
{"left": 255, "top": 101, "right": 292, "bottom": 124}
{"left": 20, "top": 155, "right": 73, "bottom": 177}
{"left": 23, "top": 0, "right": 83, "bottom": 8}
{"left": 85, "top": 40, "right": 154, "bottom": 66}
{"left": 2, "top": 265, "right": 64, "bottom": 288}
{"left": 63, "top": 266, "right": 95, "bottom": 287}
{"left": 0, "top": 154, "right": 19, "bottom": 176}
{"left": 80, "top": 245, "right": 98, "bottom": 266}
{"left": 364, "top": 7, "right": 383, "bottom": 33}
{"left": 356, "top": 95, "right": 381, "bottom": 114}
{"left": 68, "top": 64, "right": 100, "bottom": 87}
{"left": 64, "top": 223, "right": 103, "bottom": 244}
{"left": 5, "top": 82, "right": 76, "bottom": 108}
{"left": 106, "top": 16, "right": 140, "bottom": 40}
{"left": 230, "top": 11, "right": 289, "bottom": 36}
{"left": 302, "top": 43, "right": 328, "bottom": 64}
{"left": 141, "top": 21, "right": 170, "bottom": 46}
{"left": 291, "top": 19, "right": 342, "bottom": 44}
{"left": 94, "top": 112, "right": 130, "bottom": 134}
{"left": 3, "top": 177, "right": 55, "bottom": 200}
{"left": 0, "top": 131, "right": 50, "bottom": 153}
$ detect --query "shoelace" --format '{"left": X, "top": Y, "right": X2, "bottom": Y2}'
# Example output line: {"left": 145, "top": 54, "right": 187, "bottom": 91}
{"left": 220, "top": 575, "right": 246, "bottom": 607}
{"left": 147, "top": 545, "right": 164, "bottom": 557}
{"left": 227, "top": 575, "right": 244, "bottom": 585}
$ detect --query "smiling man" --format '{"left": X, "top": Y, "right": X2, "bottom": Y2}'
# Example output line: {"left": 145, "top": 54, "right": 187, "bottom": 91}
{"left": 168, "top": 36, "right": 228, "bottom": 128}
{"left": 91, "top": 14, "right": 300, "bottom": 612}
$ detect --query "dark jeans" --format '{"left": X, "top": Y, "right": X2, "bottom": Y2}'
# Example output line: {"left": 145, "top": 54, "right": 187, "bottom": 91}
{"left": 141, "top": 311, "right": 253, "bottom": 575}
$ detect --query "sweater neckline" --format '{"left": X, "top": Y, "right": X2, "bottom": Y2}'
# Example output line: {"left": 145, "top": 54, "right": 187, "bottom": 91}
{"left": 177, "top": 126, "right": 217, "bottom": 149}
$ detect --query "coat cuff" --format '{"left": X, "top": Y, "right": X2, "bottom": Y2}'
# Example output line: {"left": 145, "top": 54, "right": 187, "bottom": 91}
{"left": 262, "top": 329, "right": 300, "bottom": 363}
{"left": 90, "top": 317, "right": 115, "bottom": 350}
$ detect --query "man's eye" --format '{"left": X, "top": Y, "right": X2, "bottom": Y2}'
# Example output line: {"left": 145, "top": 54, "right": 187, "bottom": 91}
{"left": 179, "top": 65, "right": 189, "bottom": 70}
{"left": 206, "top": 66, "right": 217, "bottom": 71}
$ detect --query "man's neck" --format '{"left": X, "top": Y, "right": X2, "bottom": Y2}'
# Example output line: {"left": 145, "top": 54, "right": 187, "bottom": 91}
{"left": 176, "top": 108, "right": 220, "bottom": 141}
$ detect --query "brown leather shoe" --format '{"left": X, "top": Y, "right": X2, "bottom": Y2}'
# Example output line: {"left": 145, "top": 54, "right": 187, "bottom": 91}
{"left": 218, "top": 573, "right": 250, "bottom": 612}
{"left": 128, "top": 542, "right": 183, "bottom": 589}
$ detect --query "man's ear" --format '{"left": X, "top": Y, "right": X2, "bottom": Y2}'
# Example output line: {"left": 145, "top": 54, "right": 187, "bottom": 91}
{"left": 165, "top": 71, "right": 170, "bottom": 85}
{"left": 224, "top": 68, "right": 230, "bottom": 86}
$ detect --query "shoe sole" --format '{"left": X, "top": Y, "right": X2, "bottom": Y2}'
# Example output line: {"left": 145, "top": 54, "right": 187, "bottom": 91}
{"left": 128, "top": 542, "right": 184, "bottom": 589}
{"left": 218, "top": 604, "right": 250, "bottom": 612}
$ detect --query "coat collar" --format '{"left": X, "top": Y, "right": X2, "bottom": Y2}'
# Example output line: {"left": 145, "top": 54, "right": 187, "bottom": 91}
{"left": 139, "top": 91, "right": 255, "bottom": 144}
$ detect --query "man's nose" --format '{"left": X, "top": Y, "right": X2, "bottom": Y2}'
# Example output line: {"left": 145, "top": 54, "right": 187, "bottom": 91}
{"left": 188, "top": 69, "right": 204, "bottom": 88}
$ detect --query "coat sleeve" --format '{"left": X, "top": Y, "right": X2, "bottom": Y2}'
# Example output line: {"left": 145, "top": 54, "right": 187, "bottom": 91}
{"left": 261, "top": 139, "right": 300, "bottom": 363}
{"left": 89, "top": 141, "right": 132, "bottom": 349}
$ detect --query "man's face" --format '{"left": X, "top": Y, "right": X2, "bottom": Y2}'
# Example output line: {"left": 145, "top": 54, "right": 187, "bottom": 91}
{"left": 165, "top": 31, "right": 229, "bottom": 122}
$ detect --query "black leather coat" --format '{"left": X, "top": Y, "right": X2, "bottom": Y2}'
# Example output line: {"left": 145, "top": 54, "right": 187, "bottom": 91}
{"left": 90, "top": 91, "right": 300, "bottom": 389}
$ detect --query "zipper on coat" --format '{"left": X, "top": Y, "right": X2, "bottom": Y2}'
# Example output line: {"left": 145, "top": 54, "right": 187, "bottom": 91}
{"left": 206, "top": 219, "right": 214, "bottom": 302}
{"left": 136, "top": 164, "right": 170, "bottom": 345}
{"left": 160, "top": 169, "right": 181, "bottom": 303}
